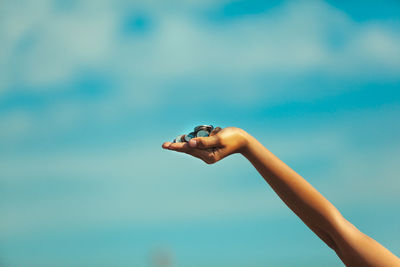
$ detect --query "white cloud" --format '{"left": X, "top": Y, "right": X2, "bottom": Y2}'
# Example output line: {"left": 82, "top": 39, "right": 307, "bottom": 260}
{"left": 111, "top": 0, "right": 400, "bottom": 79}
{"left": 1, "top": 0, "right": 400, "bottom": 94}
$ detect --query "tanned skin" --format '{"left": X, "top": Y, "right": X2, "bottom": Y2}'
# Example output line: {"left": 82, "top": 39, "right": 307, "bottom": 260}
{"left": 162, "top": 127, "right": 400, "bottom": 266}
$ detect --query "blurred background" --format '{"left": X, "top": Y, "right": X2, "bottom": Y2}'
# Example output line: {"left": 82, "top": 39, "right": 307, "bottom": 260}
{"left": 1, "top": 0, "right": 400, "bottom": 266}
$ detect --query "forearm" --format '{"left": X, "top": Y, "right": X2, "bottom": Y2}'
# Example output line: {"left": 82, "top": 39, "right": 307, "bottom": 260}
{"left": 240, "top": 132, "right": 400, "bottom": 266}
{"left": 241, "top": 133, "right": 343, "bottom": 241}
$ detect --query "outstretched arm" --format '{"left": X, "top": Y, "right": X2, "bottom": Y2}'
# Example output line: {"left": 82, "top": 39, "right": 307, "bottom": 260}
{"left": 162, "top": 127, "right": 400, "bottom": 266}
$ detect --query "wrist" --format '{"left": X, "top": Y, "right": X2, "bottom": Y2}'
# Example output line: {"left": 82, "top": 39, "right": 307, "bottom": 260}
{"left": 237, "top": 130, "right": 253, "bottom": 156}
{"left": 238, "top": 131, "right": 266, "bottom": 160}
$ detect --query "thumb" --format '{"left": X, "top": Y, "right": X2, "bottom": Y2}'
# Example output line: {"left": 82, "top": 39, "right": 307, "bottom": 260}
{"left": 189, "top": 135, "right": 220, "bottom": 149}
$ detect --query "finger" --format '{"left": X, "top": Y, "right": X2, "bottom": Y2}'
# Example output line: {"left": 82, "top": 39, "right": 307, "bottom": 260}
{"left": 162, "top": 142, "right": 172, "bottom": 149}
{"left": 166, "top": 142, "right": 215, "bottom": 163}
{"left": 189, "top": 135, "right": 220, "bottom": 149}
{"left": 167, "top": 142, "right": 191, "bottom": 152}
{"left": 209, "top": 127, "right": 222, "bottom": 136}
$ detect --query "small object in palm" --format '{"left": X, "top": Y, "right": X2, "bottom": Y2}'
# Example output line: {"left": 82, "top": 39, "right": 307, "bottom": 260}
{"left": 172, "top": 125, "right": 214, "bottom": 143}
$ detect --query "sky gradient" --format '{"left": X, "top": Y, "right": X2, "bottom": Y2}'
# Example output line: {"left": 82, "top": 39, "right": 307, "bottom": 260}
{"left": 1, "top": 0, "right": 400, "bottom": 266}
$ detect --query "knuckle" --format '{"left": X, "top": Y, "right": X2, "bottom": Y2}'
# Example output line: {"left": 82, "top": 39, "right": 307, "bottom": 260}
{"left": 198, "top": 139, "right": 207, "bottom": 147}
{"left": 202, "top": 157, "right": 211, "bottom": 164}
{"left": 205, "top": 159, "right": 215, "bottom": 165}
{"left": 204, "top": 156, "right": 217, "bottom": 164}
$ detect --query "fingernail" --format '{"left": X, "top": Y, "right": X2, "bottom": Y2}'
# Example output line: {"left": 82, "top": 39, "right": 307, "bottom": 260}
{"left": 189, "top": 140, "right": 197, "bottom": 147}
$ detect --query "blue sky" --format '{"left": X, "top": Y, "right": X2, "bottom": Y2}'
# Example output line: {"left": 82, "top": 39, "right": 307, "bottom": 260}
{"left": 1, "top": 0, "right": 400, "bottom": 266}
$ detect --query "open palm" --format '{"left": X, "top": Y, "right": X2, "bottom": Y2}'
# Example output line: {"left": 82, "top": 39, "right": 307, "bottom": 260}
{"left": 162, "top": 127, "right": 248, "bottom": 164}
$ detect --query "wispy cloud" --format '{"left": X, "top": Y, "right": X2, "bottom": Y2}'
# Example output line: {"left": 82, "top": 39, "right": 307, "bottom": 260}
{"left": 1, "top": 0, "right": 399, "bottom": 150}
{"left": 1, "top": 0, "right": 400, "bottom": 93}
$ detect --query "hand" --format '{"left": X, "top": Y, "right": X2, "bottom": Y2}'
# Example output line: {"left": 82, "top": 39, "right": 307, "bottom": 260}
{"left": 162, "top": 127, "right": 249, "bottom": 164}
